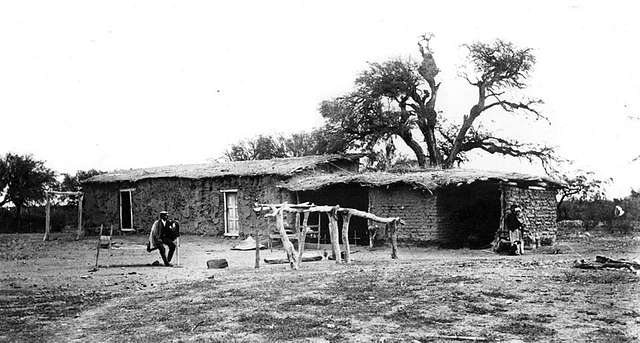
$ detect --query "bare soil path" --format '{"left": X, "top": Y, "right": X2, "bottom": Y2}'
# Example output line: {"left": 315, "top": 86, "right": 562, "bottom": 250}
{"left": 1, "top": 231, "right": 639, "bottom": 342}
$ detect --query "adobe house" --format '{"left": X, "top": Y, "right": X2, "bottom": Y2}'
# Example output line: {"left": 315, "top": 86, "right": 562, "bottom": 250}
{"left": 81, "top": 154, "right": 361, "bottom": 236}
{"left": 82, "top": 154, "right": 563, "bottom": 248}
{"left": 279, "top": 170, "right": 564, "bottom": 248}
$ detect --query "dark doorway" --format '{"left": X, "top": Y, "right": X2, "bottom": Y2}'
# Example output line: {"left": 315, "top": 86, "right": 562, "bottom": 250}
{"left": 119, "top": 190, "right": 133, "bottom": 231}
{"left": 436, "top": 183, "right": 501, "bottom": 248}
{"left": 297, "top": 184, "right": 369, "bottom": 245}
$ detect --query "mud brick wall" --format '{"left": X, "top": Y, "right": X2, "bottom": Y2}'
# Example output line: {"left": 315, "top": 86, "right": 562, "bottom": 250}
{"left": 503, "top": 185, "right": 558, "bottom": 243}
{"left": 369, "top": 185, "right": 438, "bottom": 244}
{"left": 83, "top": 175, "right": 288, "bottom": 236}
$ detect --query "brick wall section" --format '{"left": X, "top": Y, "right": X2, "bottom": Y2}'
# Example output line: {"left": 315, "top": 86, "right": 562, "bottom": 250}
{"left": 503, "top": 185, "right": 558, "bottom": 243}
{"left": 368, "top": 183, "right": 557, "bottom": 247}
{"left": 82, "top": 175, "right": 287, "bottom": 236}
{"left": 369, "top": 185, "right": 439, "bottom": 244}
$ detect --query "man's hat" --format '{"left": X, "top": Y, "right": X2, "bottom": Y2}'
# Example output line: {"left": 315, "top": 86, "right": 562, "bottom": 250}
{"left": 159, "top": 210, "right": 169, "bottom": 215}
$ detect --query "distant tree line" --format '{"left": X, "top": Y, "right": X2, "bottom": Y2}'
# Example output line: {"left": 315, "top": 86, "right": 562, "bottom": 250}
{"left": 0, "top": 152, "right": 104, "bottom": 230}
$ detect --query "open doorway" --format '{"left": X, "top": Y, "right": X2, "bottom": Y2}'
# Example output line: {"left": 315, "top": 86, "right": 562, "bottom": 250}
{"left": 297, "top": 184, "right": 369, "bottom": 245}
{"left": 436, "top": 183, "right": 501, "bottom": 248}
{"left": 119, "top": 189, "right": 135, "bottom": 232}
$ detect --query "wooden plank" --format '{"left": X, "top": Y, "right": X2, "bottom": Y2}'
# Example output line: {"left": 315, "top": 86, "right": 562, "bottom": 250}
{"left": 264, "top": 255, "right": 322, "bottom": 264}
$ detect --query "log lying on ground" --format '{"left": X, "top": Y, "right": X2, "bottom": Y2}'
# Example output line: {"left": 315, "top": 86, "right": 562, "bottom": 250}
{"left": 595, "top": 256, "right": 640, "bottom": 269}
{"left": 574, "top": 256, "right": 640, "bottom": 273}
{"left": 264, "top": 255, "right": 323, "bottom": 264}
{"left": 328, "top": 250, "right": 359, "bottom": 260}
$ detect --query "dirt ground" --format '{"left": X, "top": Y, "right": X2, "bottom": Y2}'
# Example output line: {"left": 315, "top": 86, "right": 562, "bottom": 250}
{"left": 1, "top": 230, "right": 639, "bottom": 343}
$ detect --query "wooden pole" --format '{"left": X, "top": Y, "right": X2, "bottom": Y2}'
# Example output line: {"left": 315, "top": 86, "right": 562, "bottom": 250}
{"left": 296, "top": 212, "right": 310, "bottom": 269}
{"left": 255, "top": 220, "right": 261, "bottom": 269}
{"left": 94, "top": 224, "right": 103, "bottom": 268}
{"left": 317, "top": 212, "right": 321, "bottom": 250}
{"left": 274, "top": 208, "right": 298, "bottom": 270}
{"left": 493, "top": 183, "right": 506, "bottom": 250}
{"left": 368, "top": 225, "right": 377, "bottom": 249}
{"left": 43, "top": 192, "right": 51, "bottom": 241}
{"left": 390, "top": 221, "right": 399, "bottom": 259}
{"left": 76, "top": 194, "right": 84, "bottom": 240}
{"left": 328, "top": 207, "right": 341, "bottom": 264}
{"left": 341, "top": 213, "right": 352, "bottom": 263}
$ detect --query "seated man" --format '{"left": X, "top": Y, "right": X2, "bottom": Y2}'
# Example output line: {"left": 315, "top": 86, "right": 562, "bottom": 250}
{"left": 147, "top": 211, "right": 180, "bottom": 266}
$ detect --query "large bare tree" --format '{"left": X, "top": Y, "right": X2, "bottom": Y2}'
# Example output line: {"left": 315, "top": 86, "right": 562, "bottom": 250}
{"left": 320, "top": 36, "right": 555, "bottom": 169}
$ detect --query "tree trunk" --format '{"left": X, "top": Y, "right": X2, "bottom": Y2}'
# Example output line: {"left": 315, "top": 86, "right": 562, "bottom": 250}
{"left": 398, "top": 129, "right": 428, "bottom": 168}
{"left": 445, "top": 86, "right": 485, "bottom": 168}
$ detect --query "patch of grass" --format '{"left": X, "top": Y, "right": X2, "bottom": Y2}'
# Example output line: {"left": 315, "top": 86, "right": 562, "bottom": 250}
{"left": 493, "top": 320, "right": 557, "bottom": 340}
{"left": 384, "top": 307, "right": 458, "bottom": 327}
{"left": 432, "top": 275, "right": 481, "bottom": 284}
{"left": 586, "top": 328, "right": 634, "bottom": 343}
{"left": 278, "top": 295, "right": 333, "bottom": 310}
{"left": 237, "top": 312, "right": 346, "bottom": 341}
{"left": 481, "top": 289, "right": 523, "bottom": 300}
{"left": 510, "top": 313, "right": 555, "bottom": 323}
{"left": 0, "top": 288, "right": 117, "bottom": 342}
{"left": 451, "top": 289, "right": 484, "bottom": 303}
{"left": 465, "top": 303, "right": 493, "bottom": 315}
{"left": 558, "top": 270, "right": 640, "bottom": 284}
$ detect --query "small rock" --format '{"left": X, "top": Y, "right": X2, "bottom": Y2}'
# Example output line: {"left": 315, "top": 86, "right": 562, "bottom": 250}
{"left": 80, "top": 275, "right": 90, "bottom": 279}
{"left": 326, "top": 323, "right": 335, "bottom": 328}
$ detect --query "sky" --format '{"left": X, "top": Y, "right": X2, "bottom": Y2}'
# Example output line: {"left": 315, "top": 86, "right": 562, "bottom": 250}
{"left": 0, "top": 0, "right": 638, "bottom": 198}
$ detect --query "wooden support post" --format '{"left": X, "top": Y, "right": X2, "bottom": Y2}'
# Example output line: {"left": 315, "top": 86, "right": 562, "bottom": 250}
{"left": 341, "top": 213, "right": 352, "bottom": 263}
{"left": 255, "top": 225, "right": 261, "bottom": 269}
{"left": 328, "top": 207, "right": 341, "bottom": 264}
{"left": 390, "top": 220, "right": 399, "bottom": 259}
{"left": 368, "top": 225, "right": 377, "bottom": 249}
{"left": 492, "top": 183, "right": 506, "bottom": 250}
{"left": 317, "top": 212, "right": 321, "bottom": 250}
{"left": 296, "top": 212, "right": 310, "bottom": 269}
{"left": 76, "top": 194, "right": 84, "bottom": 240}
{"left": 275, "top": 208, "right": 298, "bottom": 270}
{"left": 43, "top": 192, "right": 51, "bottom": 241}
{"left": 94, "top": 224, "right": 103, "bottom": 268}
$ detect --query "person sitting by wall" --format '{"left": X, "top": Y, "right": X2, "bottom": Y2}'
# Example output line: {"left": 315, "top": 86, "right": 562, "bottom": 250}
{"left": 147, "top": 210, "right": 180, "bottom": 266}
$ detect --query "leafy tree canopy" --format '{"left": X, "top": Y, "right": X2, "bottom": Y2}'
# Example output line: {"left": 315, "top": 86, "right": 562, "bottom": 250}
{"left": 0, "top": 153, "right": 57, "bottom": 217}
{"left": 320, "top": 35, "right": 556, "bottom": 170}
{"left": 224, "top": 127, "right": 349, "bottom": 161}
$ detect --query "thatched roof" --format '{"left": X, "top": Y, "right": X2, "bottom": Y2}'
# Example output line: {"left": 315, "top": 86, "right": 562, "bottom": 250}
{"left": 279, "top": 169, "right": 564, "bottom": 192}
{"left": 83, "top": 154, "right": 361, "bottom": 184}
